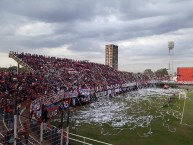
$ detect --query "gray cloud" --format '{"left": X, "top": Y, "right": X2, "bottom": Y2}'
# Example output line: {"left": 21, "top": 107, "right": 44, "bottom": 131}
{"left": 0, "top": 0, "right": 193, "bottom": 72}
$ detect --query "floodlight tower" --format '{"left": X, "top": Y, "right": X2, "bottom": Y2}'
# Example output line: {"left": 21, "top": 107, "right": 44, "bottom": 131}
{"left": 168, "top": 41, "right": 174, "bottom": 76}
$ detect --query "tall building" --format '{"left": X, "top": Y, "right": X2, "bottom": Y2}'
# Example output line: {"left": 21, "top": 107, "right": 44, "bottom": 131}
{"left": 105, "top": 44, "right": 118, "bottom": 70}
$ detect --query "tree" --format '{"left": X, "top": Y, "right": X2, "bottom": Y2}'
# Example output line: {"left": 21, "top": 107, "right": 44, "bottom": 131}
{"left": 155, "top": 68, "right": 168, "bottom": 76}
{"left": 8, "top": 66, "right": 17, "bottom": 71}
{"left": 144, "top": 69, "right": 154, "bottom": 75}
{"left": 0, "top": 67, "right": 7, "bottom": 72}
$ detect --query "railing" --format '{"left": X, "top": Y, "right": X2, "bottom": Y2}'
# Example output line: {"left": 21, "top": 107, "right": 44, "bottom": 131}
{"left": 9, "top": 52, "right": 35, "bottom": 72}
{"left": 1, "top": 107, "right": 41, "bottom": 144}
{"left": 0, "top": 116, "right": 6, "bottom": 144}
{"left": 69, "top": 133, "right": 113, "bottom": 145}
{"left": 19, "top": 107, "right": 41, "bottom": 145}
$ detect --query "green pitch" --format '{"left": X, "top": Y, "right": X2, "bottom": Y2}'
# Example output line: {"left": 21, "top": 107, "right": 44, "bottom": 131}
{"left": 52, "top": 91, "right": 193, "bottom": 145}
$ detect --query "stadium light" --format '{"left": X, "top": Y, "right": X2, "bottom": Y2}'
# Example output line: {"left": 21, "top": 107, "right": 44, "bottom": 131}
{"left": 168, "top": 41, "right": 174, "bottom": 77}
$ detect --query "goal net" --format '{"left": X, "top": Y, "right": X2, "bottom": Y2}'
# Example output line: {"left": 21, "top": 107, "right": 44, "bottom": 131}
{"left": 179, "top": 92, "right": 187, "bottom": 100}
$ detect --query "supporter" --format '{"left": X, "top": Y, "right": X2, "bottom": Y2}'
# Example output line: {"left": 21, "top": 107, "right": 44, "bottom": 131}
{"left": 18, "top": 122, "right": 30, "bottom": 144}
{"left": 4, "top": 129, "right": 14, "bottom": 144}
{"left": 0, "top": 97, "right": 3, "bottom": 118}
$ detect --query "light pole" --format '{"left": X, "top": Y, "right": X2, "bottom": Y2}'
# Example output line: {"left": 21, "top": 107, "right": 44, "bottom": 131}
{"left": 168, "top": 41, "right": 174, "bottom": 77}
{"left": 14, "top": 93, "right": 17, "bottom": 145}
{"left": 66, "top": 110, "right": 70, "bottom": 145}
{"left": 60, "top": 108, "right": 64, "bottom": 145}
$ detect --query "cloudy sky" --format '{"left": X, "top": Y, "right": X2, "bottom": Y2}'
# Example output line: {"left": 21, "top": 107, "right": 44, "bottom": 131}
{"left": 0, "top": 0, "right": 193, "bottom": 72}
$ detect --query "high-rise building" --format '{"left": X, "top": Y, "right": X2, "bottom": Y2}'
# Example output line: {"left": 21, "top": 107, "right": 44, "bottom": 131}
{"left": 105, "top": 44, "right": 118, "bottom": 70}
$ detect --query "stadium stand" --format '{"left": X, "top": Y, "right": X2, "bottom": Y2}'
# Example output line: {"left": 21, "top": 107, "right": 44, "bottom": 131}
{"left": 0, "top": 51, "right": 170, "bottom": 144}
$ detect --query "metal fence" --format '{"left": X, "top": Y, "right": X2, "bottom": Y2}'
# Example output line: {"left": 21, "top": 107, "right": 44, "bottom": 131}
{"left": 69, "top": 133, "right": 113, "bottom": 145}
{"left": 0, "top": 107, "right": 113, "bottom": 145}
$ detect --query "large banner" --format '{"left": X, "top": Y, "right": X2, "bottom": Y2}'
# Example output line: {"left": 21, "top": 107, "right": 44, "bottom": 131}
{"left": 30, "top": 82, "right": 137, "bottom": 118}
{"left": 30, "top": 92, "right": 72, "bottom": 118}
{"left": 96, "top": 91, "right": 107, "bottom": 97}
{"left": 79, "top": 89, "right": 90, "bottom": 96}
{"left": 30, "top": 92, "right": 64, "bottom": 113}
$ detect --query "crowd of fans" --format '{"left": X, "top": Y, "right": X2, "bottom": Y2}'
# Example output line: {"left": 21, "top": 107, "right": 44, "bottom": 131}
{"left": 13, "top": 52, "right": 135, "bottom": 91}
{"left": 1, "top": 52, "right": 171, "bottom": 120}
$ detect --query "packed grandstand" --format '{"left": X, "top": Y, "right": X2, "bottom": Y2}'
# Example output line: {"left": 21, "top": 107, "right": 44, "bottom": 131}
{"left": 0, "top": 51, "right": 170, "bottom": 144}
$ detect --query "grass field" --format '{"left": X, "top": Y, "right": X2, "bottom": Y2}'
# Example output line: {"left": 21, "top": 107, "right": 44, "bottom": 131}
{"left": 52, "top": 89, "right": 193, "bottom": 145}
